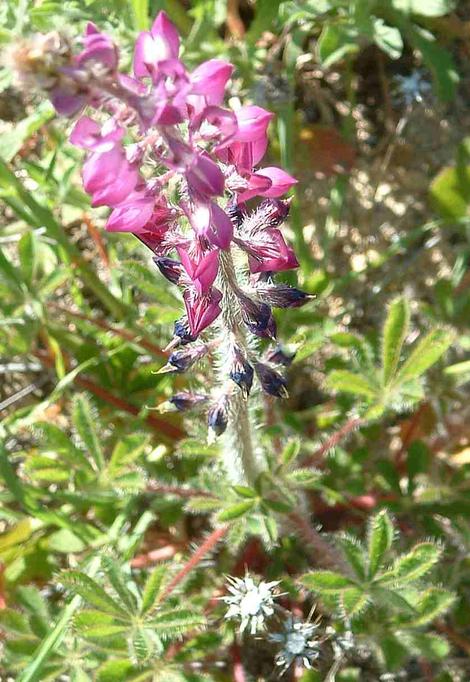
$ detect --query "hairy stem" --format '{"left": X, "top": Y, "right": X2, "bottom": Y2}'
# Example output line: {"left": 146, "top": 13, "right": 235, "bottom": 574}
{"left": 160, "top": 524, "right": 229, "bottom": 602}
{"left": 216, "top": 250, "right": 264, "bottom": 485}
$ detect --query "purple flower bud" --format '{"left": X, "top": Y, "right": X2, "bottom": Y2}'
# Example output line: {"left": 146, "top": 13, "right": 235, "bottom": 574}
{"left": 208, "top": 396, "right": 229, "bottom": 436}
{"left": 170, "top": 391, "right": 207, "bottom": 411}
{"left": 266, "top": 345, "right": 296, "bottom": 367}
{"left": 168, "top": 343, "right": 208, "bottom": 372}
{"left": 255, "top": 361, "right": 289, "bottom": 398}
{"left": 76, "top": 22, "right": 118, "bottom": 71}
{"left": 173, "top": 317, "right": 198, "bottom": 344}
{"left": 229, "top": 347, "right": 254, "bottom": 397}
{"left": 154, "top": 256, "right": 183, "bottom": 284}
{"left": 236, "top": 291, "right": 276, "bottom": 339}
{"left": 254, "top": 284, "right": 311, "bottom": 308}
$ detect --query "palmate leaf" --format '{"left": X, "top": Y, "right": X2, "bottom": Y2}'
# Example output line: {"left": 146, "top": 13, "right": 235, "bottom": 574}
{"left": 338, "top": 534, "right": 367, "bottom": 580}
{"left": 151, "top": 609, "right": 206, "bottom": 638}
{"left": 72, "top": 395, "right": 105, "bottom": 472}
{"left": 395, "top": 328, "right": 454, "bottom": 384}
{"left": 140, "top": 566, "right": 167, "bottom": 615}
{"left": 74, "top": 609, "right": 128, "bottom": 639}
{"left": 101, "top": 556, "right": 138, "bottom": 614}
{"left": 381, "top": 297, "right": 410, "bottom": 385}
{"left": 367, "top": 510, "right": 394, "bottom": 579}
{"left": 60, "top": 571, "right": 128, "bottom": 618}
{"left": 400, "top": 631, "right": 450, "bottom": 660}
{"left": 301, "top": 570, "right": 355, "bottom": 594}
{"left": 401, "top": 587, "right": 455, "bottom": 627}
{"left": 325, "top": 370, "right": 378, "bottom": 399}
{"left": 340, "top": 587, "right": 370, "bottom": 617}
{"left": 96, "top": 659, "right": 139, "bottom": 682}
{"left": 377, "top": 542, "right": 442, "bottom": 586}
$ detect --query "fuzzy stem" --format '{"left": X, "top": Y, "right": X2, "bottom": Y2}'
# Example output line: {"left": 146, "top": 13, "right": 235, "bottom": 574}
{"left": 287, "top": 511, "right": 353, "bottom": 576}
{"left": 160, "top": 524, "right": 229, "bottom": 602}
{"left": 215, "top": 250, "right": 264, "bottom": 485}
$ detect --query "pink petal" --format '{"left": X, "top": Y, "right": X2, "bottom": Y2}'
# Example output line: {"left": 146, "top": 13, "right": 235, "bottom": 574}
{"left": 232, "top": 105, "right": 274, "bottom": 143}
{"left": 256, "top": 167, "right": 298, "bottom": 197}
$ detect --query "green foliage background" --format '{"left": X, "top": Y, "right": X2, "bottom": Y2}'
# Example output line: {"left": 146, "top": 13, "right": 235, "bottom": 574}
{"left": 1, "top": 0, "right": 470, "bottom": 680}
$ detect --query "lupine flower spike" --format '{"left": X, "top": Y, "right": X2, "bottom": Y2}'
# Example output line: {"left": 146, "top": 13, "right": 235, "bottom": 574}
{"left": 10, "top": 12, "right": 309, "bottom": 447}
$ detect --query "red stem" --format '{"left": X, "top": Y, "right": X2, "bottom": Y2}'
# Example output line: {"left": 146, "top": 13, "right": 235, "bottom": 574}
{"left": 49, "top": 302, "right": 166, "bottom": 358}
{"left": 160, "top": 525, "right": 229, "bottom": 602}
{"left": 303, "top": 417, "right": 363, "bottom": 467}
{"left": 33, "top": 349, "right": 184, "bottom": 440}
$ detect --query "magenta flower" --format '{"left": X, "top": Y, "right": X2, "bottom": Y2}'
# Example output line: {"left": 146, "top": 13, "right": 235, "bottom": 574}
{"left": 133, "top": 11, "right": 180, "bottom": 80}
{"left": 27, "top": 10, "right": 309, "bottom": 413}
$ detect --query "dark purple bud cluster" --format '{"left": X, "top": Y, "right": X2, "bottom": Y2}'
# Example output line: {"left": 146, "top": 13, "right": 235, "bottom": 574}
{"left": 208, "top": 395, "right": 229, "bottom": 436}
{"left": 229, "top": 346, "right": 254, "bottom": 397}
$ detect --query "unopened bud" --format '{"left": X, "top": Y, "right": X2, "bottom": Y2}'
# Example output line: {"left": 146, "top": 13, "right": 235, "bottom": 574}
{"left": 169, "top": 392, "right": 207, "bottom": 412}
{"left": 237, "top": 290, "right": 276, "bottom": 339}
{"left": 153, "top": 256, "right": 183, "bottom": 285}
{"left": 255, "top": 361, "right": 289, "bottom": 398}
{"left": 229, "top": 346, "right": 254, "bottom": 397}
{"left": 161, "top": 343, "right": 208, "bottom": 373}
{"left": 255, "top": 284, "right": 312, "bottom": 309}
{"left": 208, "top": 395, "right": 229, "bottom": 436}
{"left": 266, "top": 345, "right": 296, "bottom": 367}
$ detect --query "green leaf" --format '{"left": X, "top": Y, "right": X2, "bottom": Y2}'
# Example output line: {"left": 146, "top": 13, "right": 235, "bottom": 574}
{"left": 74, "top": 610, "right": 127, "bottom": 639}
{"left": 372, "top": 586, "right": 416, "bottom": 613}
{"left": 317, "top": 23, "right": 359, "bottom": 67}
{"left": 281, "top": 439, "right": 301, "bottom": 466}
{"left": 341, "top": 587, "right": 369, "bottom": 617}
{"left": 0, "top": 102, "right": 54, "bottom": 162}
{"left": 72, "top": 395, "right": 105, "bottom": 471}
{"left": 380, "top": 634, "right": 409, "bottom": 670}
{"left": 130, "top": 0, "right": 149, "bottom": 30}
{"left": 409, "top": 27, "right": 459, "bottom": 102}
{"left": 247, "top": 0, "right": 283, "bottom": 42}
{"left": 402, "top": 632, "right": 450, "bottom": 659}
{"left": 395, "top": 328, "right": 454, "bottom": 383}
{"left": 47, "top": 529, "right": 85, "bottom": 554}
{"left": 101, "top": 556, "right": 138, "bottom": 613}
{"left": 392, "top": 0, "right": 455, "bottom": 16}
{"left": 368, "top": 511, "right": 394, "bottom": 578}
{"left": 96, "top": 660, "right": 137, "bottom": 682}
{"left": 285, "top": 468, "right": 321, "bottom": 489}
{"left": 0, "top": 608, "right": 31, "bottom": 635}
{"left": 382, "top": 298, "right": 410, "bottom": 385}
{"left": 379, "top": 542, "right": 442, "bottom": 584}
{"left": 325, "top": 370, "right": 377, "bottom": 398}
{"left": 301, "top": 571, "right": 355, "bottom": 594}
{"left": 232, "top": 485, "right": 258, "bottom": 499}
{"left": 373, "top": 19, "right": 403, "bottom": 59}
{"left": 430, "top": 164, "right": 470, "bottom": 219}
{"left": 405, "top": 588, "right": 455, "bottom": 626}
{"left": 60, "top": 571, "right": 127, "bottom": 617}
{"left": 338, "top": 535, "right": 367, "bottom": 580}
{"left": 18, "top": 231, "right": 39, "bottom": 288}
{"left": 217, "top": 500, "right": 255, "bottom": 521}
{"left": 151, "top": 609, "right": 205, "bottom": 636}
{"left": 140, "top": 565, "right": 166, "bottom": 614}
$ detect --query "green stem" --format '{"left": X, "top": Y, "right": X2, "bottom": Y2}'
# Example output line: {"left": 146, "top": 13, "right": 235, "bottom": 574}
{"left": 216, "top": 251, "right": 264, "bottom": 485}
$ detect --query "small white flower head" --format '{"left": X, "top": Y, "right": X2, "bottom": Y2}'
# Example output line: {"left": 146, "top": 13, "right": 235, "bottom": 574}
{"left": 221, "top": 574, "right": 280, "bottom": 634}
{"left": 394, "top": 69, "right": 432, "bottom": 106}
{"left": 269, "top": 615, "right": 321, "bottom": 675}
